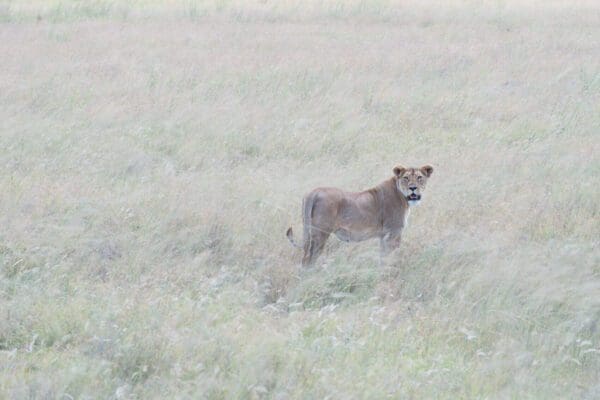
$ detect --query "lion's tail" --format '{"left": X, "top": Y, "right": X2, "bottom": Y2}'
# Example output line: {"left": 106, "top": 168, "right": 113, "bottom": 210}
{"left": 286, "top": 227, "right": 302, "bottom": 248}
{"left": 287, "top": 192, "right": 316, "bottom": 251}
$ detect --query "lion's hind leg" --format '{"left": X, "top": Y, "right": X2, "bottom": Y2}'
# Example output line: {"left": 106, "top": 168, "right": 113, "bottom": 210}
{"left": 302, "top": 229, "right": 330, "bottom": 268}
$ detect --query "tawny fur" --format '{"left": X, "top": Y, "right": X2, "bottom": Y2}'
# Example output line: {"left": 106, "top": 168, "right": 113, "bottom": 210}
{"left": 287, "top": 165, "right": 433, "bottom": 267}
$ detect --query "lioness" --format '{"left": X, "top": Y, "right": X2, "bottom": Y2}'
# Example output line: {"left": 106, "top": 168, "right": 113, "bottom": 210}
{"left": 287, "top": 165, "right": 433, "bottom": 267}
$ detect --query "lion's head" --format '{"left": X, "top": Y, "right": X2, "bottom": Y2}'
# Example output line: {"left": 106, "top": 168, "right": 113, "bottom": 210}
{"left": 393, "top": 164, "right": 434, "bottom": 206}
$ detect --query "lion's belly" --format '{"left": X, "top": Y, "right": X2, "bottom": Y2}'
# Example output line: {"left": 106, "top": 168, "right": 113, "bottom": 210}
{"left": 334, "top": 227, "right": 377, "bottom": 242}
{"left": 334, "top": 204, "right": 381, "bottom": 242}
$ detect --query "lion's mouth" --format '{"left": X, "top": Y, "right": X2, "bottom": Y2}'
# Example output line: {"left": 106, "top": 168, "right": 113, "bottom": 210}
{"left": 406, "top": 194, "right": 421, "bottom": 201}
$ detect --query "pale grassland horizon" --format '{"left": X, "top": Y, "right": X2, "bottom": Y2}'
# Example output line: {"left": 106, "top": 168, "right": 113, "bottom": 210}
{"left": 0, "top": 0, "right": 599, "bottom": 399}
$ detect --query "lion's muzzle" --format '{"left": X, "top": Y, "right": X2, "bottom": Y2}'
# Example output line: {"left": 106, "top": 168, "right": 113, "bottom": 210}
{"left": 406, "top": 193, "right": 421, "bottom": 201}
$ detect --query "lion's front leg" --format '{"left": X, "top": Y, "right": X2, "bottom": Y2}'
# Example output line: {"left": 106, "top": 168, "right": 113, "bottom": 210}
{"left": 379, "top": 232, "right": 402, "bottom": 265}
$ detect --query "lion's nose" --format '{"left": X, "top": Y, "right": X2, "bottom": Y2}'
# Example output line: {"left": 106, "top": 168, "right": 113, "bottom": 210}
{"left": 409, "top": 186, "right": 417, "bottom": 191}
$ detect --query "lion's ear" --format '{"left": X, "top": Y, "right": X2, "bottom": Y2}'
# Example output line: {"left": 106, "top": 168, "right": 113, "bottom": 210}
{"left": 393, "top": 165, "right": 407, "bottom": 177}
{"left": 420, "top": 165, "right": 434, "bottom": 177}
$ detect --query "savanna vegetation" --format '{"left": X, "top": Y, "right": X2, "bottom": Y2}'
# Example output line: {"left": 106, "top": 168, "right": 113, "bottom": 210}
{"left": 1, "top": 0, "right": 599, "bottom": 398}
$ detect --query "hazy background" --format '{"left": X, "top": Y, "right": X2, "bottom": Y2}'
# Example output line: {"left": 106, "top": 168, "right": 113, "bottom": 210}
{"left": 1, "top": 0, "right": 599, "bottom": 398}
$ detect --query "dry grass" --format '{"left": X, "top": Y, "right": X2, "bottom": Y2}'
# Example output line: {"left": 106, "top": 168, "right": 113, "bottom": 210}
{"left": 1, "top": 0, "right": 599, "bottom": 398}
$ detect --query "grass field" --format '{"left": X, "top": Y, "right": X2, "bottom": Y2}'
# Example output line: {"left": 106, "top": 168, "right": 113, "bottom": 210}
{"left": 1, "top": 0, "right": 599, "bottom": 398}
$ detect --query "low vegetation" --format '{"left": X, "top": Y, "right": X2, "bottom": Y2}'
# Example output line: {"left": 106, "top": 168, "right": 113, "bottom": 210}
{"left": 1, "top": 0, "right": 599, "bottom": 398}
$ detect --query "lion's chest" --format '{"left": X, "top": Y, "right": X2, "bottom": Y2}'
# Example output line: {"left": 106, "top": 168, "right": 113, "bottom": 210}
{"left": 403, "top": 208, "right": 411, "bottom": 229}
{"left": 383, "top": 208, "right": 408, "bottom": 233}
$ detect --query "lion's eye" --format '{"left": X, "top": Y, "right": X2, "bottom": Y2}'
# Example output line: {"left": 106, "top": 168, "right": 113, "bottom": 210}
{"left": 403, "top": 176, "right": 409, "bottom": 181}
{"left": 417, "top": 176, "right": 423, "bottom": 181}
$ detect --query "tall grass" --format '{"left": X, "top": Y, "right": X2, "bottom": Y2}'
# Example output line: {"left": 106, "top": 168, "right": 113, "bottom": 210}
{"left": 1, "top": 0, "right": 599, "bottom": 398}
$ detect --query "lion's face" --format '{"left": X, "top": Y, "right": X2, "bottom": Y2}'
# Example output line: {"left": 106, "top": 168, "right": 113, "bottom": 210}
{"left": 393, "top": 165, "right": 434, "bottom": 206}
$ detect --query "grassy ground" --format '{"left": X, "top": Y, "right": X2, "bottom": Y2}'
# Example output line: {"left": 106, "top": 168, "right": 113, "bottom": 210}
{"left": 1, "top": 1, "right": 599, "bottom": 398}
